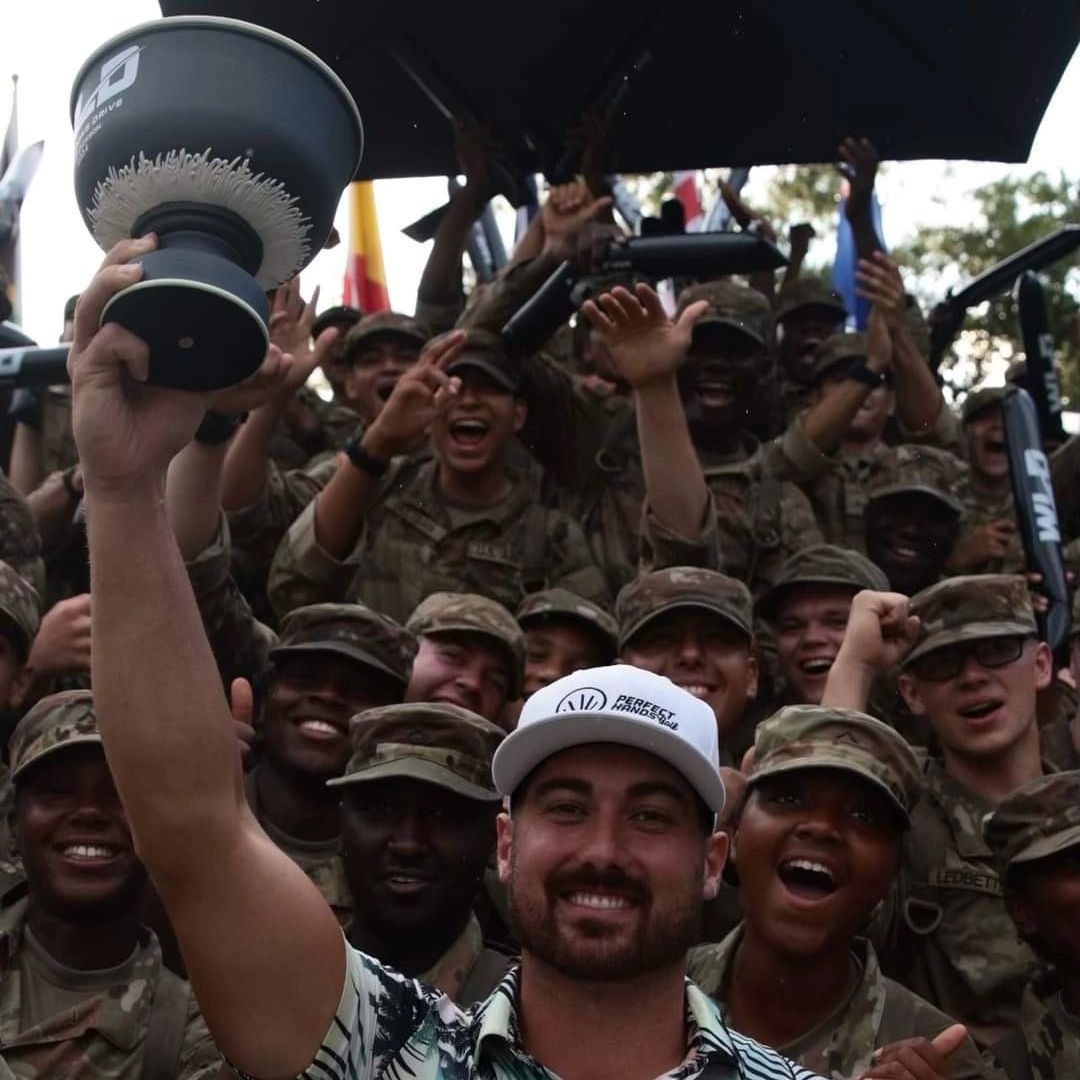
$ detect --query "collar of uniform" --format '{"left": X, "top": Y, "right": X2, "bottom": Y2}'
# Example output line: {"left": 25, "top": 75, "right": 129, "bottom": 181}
{"left": 419, "top": 913, "right": 483, "bottom": 1000}
{"left": 414, "top": 460, "right": 536, "bottom": 526}
{"left": 471, "top": 965, "right": 739, "bottom": 1075}
{"left": 0, "top": 896, "right": 160, "bottom": 1051}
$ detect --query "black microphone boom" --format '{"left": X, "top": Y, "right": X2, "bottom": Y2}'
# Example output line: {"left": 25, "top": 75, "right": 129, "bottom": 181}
{"left": 501, "top": 232, "right": 786, "bottom": 354}
{"left": 0, "top": 346, "right": 71, "bottom": 389}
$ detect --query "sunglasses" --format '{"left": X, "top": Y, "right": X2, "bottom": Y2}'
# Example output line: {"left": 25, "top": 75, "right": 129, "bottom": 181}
{"left": 907, "top": 635, "right": 1033, "bottom": 682}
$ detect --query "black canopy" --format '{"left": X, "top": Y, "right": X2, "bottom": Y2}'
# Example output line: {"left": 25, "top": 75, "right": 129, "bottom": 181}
{"left": 159, "top": 0, "right": 1079, "bottom": 178}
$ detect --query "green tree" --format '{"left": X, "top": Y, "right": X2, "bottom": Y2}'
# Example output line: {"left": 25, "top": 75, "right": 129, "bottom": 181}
{"left": 896, "top": 172, "right": 1080, "bottom": 399}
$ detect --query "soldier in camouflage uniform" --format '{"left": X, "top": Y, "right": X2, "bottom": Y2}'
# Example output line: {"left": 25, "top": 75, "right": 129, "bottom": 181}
{"left": 688, "top": 705, "right": 1002, "bottom": 1080}
{"left": 248, "top": 603, "right": 417, "bottom": 924}
{"left": 949, "top": 387, "right": 1024, "bottom": 575}
{"left": 269, "top": 329, "right": 609, "bottom": 622}
{"left": 824, "top": 577, "right": 1052, "bottom": 1043}
{"left": 515, "top": 588, "right": 617, "bottom": 699}
{"left": 863, "top": 444, "right": 968, "bottom": 596}
{"left": 405, "top": 592, "right": 524, "bottom": 730}
{"left": 0, "top": 691, "right": 221, "bottom": 1078}
{"left": 615, "top": 567, "right": 757, "bottom": 760}
{"left": 520, "top": 280, "right": 824, "bottom": 599}
{"left": 772, "top": 277, "right": 847, "bottom": 425}
{"left": 985, "top": 771, "right": 1080, "bottom": 1079}
{"left": 331, "top": 702, "right": 512, "bottom": 1006}
{"left": 0, "top": 474, "right": 44, "bottom": 601}
{"left": 737, "top": 545, "right": 889, "bottom": 757}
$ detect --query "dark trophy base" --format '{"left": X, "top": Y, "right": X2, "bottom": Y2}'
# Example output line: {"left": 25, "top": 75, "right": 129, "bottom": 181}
{"left": 101, "top": 243, "right": 269, "bottom": 391}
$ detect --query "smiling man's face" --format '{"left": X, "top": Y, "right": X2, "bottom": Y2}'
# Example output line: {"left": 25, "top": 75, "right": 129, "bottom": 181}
{"left": 500, "top": 743, "right": 725, "bottom": 980}
{"left": 773, "top": 586, "right": 858, "bottom": 705}
{"left": 619, "top": 609, "right": 757, "bottom": 742}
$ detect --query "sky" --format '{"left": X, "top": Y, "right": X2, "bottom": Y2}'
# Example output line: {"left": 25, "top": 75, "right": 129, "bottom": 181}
{"left": 1, "top": 2, "right": 1077, "bottom": 347}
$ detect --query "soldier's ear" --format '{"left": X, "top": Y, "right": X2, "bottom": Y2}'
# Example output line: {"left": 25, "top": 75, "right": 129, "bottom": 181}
{"left": 511, "top": 398, "right": 527, "bottom": 434}
{"left": 897, "top": 672, "right": 926, "bottom": 716}
{"left": 495, "top": 811, "right": 513, "bottom": 884}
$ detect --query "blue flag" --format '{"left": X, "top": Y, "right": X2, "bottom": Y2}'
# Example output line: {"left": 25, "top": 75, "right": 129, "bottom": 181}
{"left": 832, "top": 192, "right": 886, "bottom": 330}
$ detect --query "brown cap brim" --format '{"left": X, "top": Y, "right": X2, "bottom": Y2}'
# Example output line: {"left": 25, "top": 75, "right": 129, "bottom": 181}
{"left": 620, "top": 598, "right": 751, "bottom": 652}
{"left": 903, "top": 622, "right": 1036, "bottom": 666}
{"left": 327, "top": 756, "right": 501, "bottom": 801}
{"left": 269, "top": 642, "right": 408, "bottom": 686}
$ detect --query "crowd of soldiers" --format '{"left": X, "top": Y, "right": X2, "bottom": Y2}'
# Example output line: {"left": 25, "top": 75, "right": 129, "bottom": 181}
{"left": 0, "top": 131, "right": 1075, "bottom": 1080}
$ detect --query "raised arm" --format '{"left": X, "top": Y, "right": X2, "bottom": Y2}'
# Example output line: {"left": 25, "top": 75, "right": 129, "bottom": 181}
{"left": 582, "top": 283, "right": 711, "bottom": 539}
{"left": 72, "top": 239, "right": 345, "bottom": 1078}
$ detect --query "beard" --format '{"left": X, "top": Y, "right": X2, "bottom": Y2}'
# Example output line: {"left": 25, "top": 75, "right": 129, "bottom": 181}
{"left": 507, "top": 858, "right": 703, "bottom": 981}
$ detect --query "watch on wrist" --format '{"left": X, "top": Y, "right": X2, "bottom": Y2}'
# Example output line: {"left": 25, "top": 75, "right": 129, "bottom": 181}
{"left": 193, "top": 411, "right": 248, "bottom": 446}
{"left": 344, "top": 435, "right": 390, "bottom": 478}
{"left": 844, "top": 360, "right": 887, "bottom": 388}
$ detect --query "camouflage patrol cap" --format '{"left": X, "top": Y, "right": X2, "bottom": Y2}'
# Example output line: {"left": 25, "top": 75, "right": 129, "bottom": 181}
{"left": 616, "top": 567, "right": 753, "bottom": 651}
{"left": 312, "top": 304, "right": 362, "bottom": 340}
{"left": 407, "top": 593, "right": 525, "bottom": 698}
{"left": 9, "top": 690, "right": 101, "bottom": 781}
{"left": 0, "top": 560, "right": 41, "bottom": 658}
{"left": 749, "top": 705, "right": 921, "bottom": 825}
{"left": 983, "top": 771, "right": 1080, "bottom": 878}
{"left": 516, "top": 588, "right": 617, "bottom": 659}
{"left": 676, "top": 280, "right": 773, "bottom": 346}
{"left": 755, "top": 544, "right": 889, "bottom": 622}
{"left": 809, "top": 332, "right": 869, "bottom": 383}
{"left": 343, "top": 311, "right": 429, "bottom": 362}
{"left": 903, "top": 574, "right": 1036, "bottom": 667}
{"left": 328, "top": 702, "right": 503, "bottom": 801}
{"left": 271, "top": 603, "right": 417, "bottom": 686}
{"left": 961, "top": 385, "right": 1007, "bottom": 425}
{"left": 447, "top": 329, "right": 520, "bottom": 393}
{"left": 866, "top": 445, "right": 966, "bottom": 515}
{"left": 775, "top": 277, "right": 847, "bottom": 322}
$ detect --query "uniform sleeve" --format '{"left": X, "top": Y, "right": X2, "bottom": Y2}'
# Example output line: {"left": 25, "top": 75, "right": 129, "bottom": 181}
{"left": 267, "top": 500, "right": 359, "bottom": 619}
{"left": 226, "top": 457, "right": 335, "bottom": 588}
{"left": 639, "top": 497, "right": 721, "bottom": 574}
{"left": 544, "top": 511, "right": 612, "bottom": 609}
{"left": 186, "top": 513, "right": 275, "bottom": 686}
{"left": 761, "top": 414, "right": 836, "bottom": 484}
{"left": 895, "top": 399, "right": 964, "bottom": 454}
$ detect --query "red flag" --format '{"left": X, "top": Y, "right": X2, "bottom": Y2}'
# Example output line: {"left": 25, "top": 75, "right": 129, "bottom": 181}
{"left": 672, "top": 171, "right": 703, "bottom": 231}
{"left": 342, "top": 180, "right": 389, "bottom": 312}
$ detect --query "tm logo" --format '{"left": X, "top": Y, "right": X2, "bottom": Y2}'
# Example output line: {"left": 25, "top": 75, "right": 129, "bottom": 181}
{"left": 1024, "top": 449, "right": 1061, "bottom": 543}
{"left": 555, "top": 687, "right": 608, "bottom": 713}
{"left": 74, "top": 44, "right": 142, "bottom": 132}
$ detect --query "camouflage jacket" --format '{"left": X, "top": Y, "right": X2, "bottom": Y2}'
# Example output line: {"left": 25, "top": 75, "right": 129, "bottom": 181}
{"left": 186, "top": 514, "right": 274, "bottom": 688}
{"left": 0, "top": 895, "right": 221, "bottom": 1079}
{"left": 687, "top": 929, "right": 1002, "bottom": 1080}
{"left": 786, "top": 408, "right": 964, "bottom": 553}
{"left": 414, "top": 915, "right": 512, "bottom": 1010}
{"left": 519, "top": 353, "right": 822, "bottom": 597}
{"left": 993, "top": 972, "right": 1080, "bottom": 1080}
{"left": 0, "top": 474, "right": 44, "bottom": 599}
{"left": 955, "top": 486, "right": 1024, "bottom": 574}
{"left": 268, "top": 387, "right": 360, "bottom": 470}
{"left": 883, "top": 759, "right": 1039, "bottom": 1045}
{"left": 230, "top": 946, "right": 825, "bottom": 1080}
{"left": 268, "top": 457, "right": 610, "bottom": 623}
{"left": 244, "top": 769, "right": 352, "bottom": 926}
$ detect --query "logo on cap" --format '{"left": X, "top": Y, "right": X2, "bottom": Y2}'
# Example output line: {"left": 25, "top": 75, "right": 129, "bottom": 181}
{"left": 556, "top": 687, "right": 608, "bottom": 713}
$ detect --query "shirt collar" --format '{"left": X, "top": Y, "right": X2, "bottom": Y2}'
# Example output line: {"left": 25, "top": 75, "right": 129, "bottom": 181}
{"left": 473, "top": 966, "right": 739, "bottom": 1075}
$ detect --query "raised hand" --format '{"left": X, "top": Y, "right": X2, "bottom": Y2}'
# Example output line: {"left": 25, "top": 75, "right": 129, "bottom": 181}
{"left": 859, "top": 1023, "right": 968, "bottom": 1080}
{"left": 541, "top": 180, "right": 613, "bottom": 261}
{"left": 838, "top": 136, "right": 880, "bottom": 199}
{"left": 840, "top": 589, "right": 921, "bottom": 675}
{"left": 362, "top": 330, "right": 468, "bottom": 459}
{"left": 857, "top": 252, "right": 906, "bottom": 330}
{"left": 69, "top": 236, "right": 209, "bottom": 497}
{"left": 718, "top": 181, "right": 777, "bottom": 242}
{"left": 582, "top": 283, "right": 708, "bottom": 390}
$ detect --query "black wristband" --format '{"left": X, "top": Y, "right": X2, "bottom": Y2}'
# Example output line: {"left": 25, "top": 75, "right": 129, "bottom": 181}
{"left": 344, "top": 435, "right": 390, "bottom": 478}
{"left": 844, "top": 360, "right": 887, "bottom": 388}
{"left": 194, "top": 411, "right": 247, "bottom": 446}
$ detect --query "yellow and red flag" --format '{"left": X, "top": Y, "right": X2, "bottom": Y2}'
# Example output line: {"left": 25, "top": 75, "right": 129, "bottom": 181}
{"left": 342, "top": 180, "right": 390, "bottom": 313}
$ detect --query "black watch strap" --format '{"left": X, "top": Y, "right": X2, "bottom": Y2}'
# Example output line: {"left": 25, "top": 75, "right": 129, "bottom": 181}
{"left": 194, "top": 411, "right": 247, "bottom": 446}
{"left": 845, "top": 360, "right": 887, "bottom": 388}
{"left": 344, "top": 435, "right": 390, "bottom": 478}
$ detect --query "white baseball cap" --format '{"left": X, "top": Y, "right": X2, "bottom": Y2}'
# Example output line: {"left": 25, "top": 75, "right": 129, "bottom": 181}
{"left": 492, "top": 664, "right": 725, "bottom": 811}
